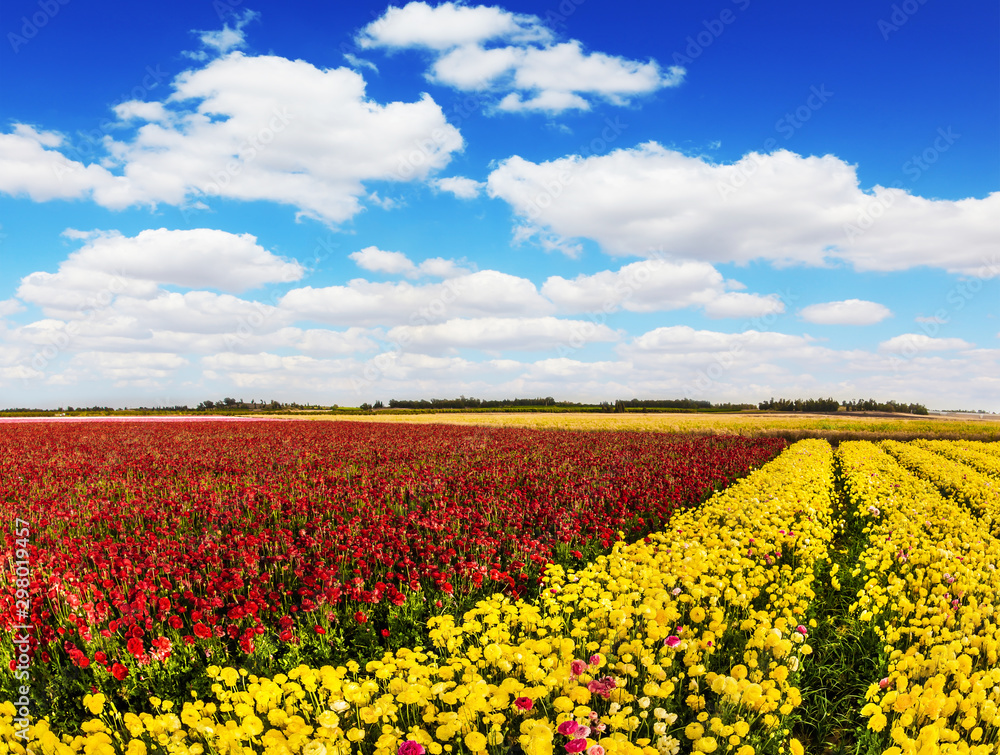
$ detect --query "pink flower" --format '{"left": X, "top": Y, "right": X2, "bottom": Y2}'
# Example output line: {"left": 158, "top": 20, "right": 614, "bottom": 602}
{"left": 557, "top": 721, "right": 580, "bottom": 738}
{"left": 879, "top": 677, "right": 890, "bottom": 689}
{"left": 587, "top": 747, "right": 605, "bottom": 755}
{"left": 576, "top": 725, "right": 591, "bottom": 738}
{"left": 514, "top": 697, "right": 534, "bottom": 712}
{"left": 398, "top": 741, "right": 425, "bottom": 755}
{"left": 565, "top": 739, "right": 588, "bottom": 753}
{"left": 588, "top": 654, "right": 601, "bottom": 666}
{"left": 796, "top": 625, "right": 808, "bottom": 636}
{"left": 664, "top": 635, "right": 680, "bottom": 648}
{"left": 587, "top": 676, "right": 617, "bottom": 699}
{"left": 570, "top": 659, "right": 588, "bottom": 677}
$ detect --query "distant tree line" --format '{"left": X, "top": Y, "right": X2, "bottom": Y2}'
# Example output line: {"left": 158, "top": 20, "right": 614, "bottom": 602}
{"left": 758, "top": 397, "right": 928, "bottom": 414}
{"left": 606, "top": 398, "right": 756, "bottom": 413}
{"left": 196, "top": 398, "right": 285, "bottom": 410}
{"left": 387, "top": 396, "right": 559, "bottom": 409}
{"left": 841, "top": 398, "right": 928, "bottom": 414}
{"left": 0, "top": 396, "right": 932, "bottom": 416}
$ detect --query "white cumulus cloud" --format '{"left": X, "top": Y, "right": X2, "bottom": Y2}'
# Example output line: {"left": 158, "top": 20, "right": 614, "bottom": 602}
{"left": 16, "top": 229, "right": 303, "bottom": 319}
{"left": 358, "top": 2, "right": 683, "bottom": 113}
{"left": 799, "top": 299, "right": 892, "bottom": 325}
{"left": 879, "top": 334, "right": 973, "bottom": 352}
{"left": 487, "top": 143, "right": 1000, "bottom": 276}
{"left": 430, "top": 176, "right": 484, "bottom": 199}
{"left": 0, "top": 53, "right": 464, "bottom": 224}
{"left": 349, "top": 246, "right": 471, "bottom": 278}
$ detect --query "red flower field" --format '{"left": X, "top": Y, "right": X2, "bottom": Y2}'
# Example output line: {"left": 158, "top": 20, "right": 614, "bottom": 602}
{"left": 0, "top": 420, "right": 784, "bottom": 719}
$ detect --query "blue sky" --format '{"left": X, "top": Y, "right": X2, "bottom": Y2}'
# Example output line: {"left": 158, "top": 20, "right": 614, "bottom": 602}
{"left": 1, "top": 0, "right": 997, "bottom": 410}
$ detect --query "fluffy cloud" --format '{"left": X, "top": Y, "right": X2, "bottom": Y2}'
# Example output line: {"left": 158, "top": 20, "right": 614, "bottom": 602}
{"left": 701, "top": 293, "right": 785, "bottom": 320}
{"left": 0, "top": 125, "right": 132, "bottom": 207}
{"left": 0, "top": 299, "right": 24, "bottom": 317}
{"left": 187, "top": 9, "right": 258, "bottom": 59}
{"left": 799, "top": 299, "right": 892, "bottom": 325}
{"left": 280, "top": 270, "right": 552, "bottom": 327}
{"left": 359, "top": 2, "right": 683, "bottom": 113}
{"left": 63, "top": 351, "right": 190, "bottom": 387}
{"left": 879, "top": 334, "right": 973, "bottom": 352}
{"left": 16, "top": 229, "right": 302, "bottom": 319}
{"left": 349, "top": 247, "right": 419, "bottom": 276}
{"left": 387, "top": 316, "right": 620, "bottom": 354}
{"left": 357, "top": 2, "right": 549, "bottom": 50}
{"left": 430, "top": 176, "right": 484, "bottom": 199}
{"left": 348, "top": 246, "right": 469, "bottom": 278}
{"left": 541, "top": 259, "right": 783, "bottom": 318}
{"left": 487, "top": 143, "right": 1000, "bottom": 276}
{"left": 0, "top": 53, "right": 463, "bottom": 223}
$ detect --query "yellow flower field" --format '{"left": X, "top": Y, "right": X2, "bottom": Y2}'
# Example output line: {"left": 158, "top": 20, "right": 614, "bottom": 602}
{"left": 914, "top": 440, "right": 1000, "bottom": 479}
{"left": 881, "top": 440, "right": 1000, "bottom": 530}
{"left": 839, "top": 441, "right": 1000, "bottom": 753}
{"left": 282, "top": 412, "right": 1000, "bottom": 441}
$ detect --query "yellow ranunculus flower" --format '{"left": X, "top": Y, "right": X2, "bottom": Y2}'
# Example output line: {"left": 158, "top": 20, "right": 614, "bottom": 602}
{"left": 684, "top": 722, "right": 704, "bottom": 740}
{"left": 84, "top": 693, "right": 106, "bottom": 716}
{"left": 464, "top": 731, "right": 488, "bottom": 751}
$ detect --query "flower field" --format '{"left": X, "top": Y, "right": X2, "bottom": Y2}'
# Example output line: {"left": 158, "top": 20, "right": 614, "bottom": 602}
{"left": 2, "top": 423, "right": 1000, "bottom": 754}
{"left": 0, "top": 422, "right": 784, "bottom": 738}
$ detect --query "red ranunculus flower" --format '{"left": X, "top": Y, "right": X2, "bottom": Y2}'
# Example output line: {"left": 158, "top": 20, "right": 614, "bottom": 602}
{"left": 193, "top": 622, "right": 212, "bottom": 639}
{"left": 111, "top": 662, "right": 128, "bottom": 680}
{"left": 354, "top": 611, "right": 368, "bottom": 624}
